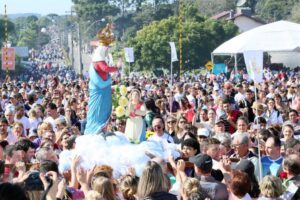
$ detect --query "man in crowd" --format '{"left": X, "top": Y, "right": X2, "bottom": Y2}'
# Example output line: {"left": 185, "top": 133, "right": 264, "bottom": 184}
{"left": 191, "top": 154, "right": 228, "bottom": 200}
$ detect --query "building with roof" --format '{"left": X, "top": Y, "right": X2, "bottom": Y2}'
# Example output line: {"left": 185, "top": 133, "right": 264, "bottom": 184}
{"left": 212, "top": 8, "right": 265, "bottom": 32}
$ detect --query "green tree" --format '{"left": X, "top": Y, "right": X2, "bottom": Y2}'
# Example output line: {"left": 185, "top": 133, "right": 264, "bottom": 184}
{"left": 192, "top": 0, "right": 236, "bottom": 17}
{"left": 111, "top": 1, "right": 175, "bottom": 42}
{"left": 255, "top": 0, "right": 299, "bottom": 22}
{"left": 72, "top": 0, "right": 120, "bottom": 22}
{"left": 13, "top": 15, "right": 51, "bottom": 49}
{"left": 0, "top": 19, "right": 16, "bottom": 45}
{"left": 37, "top": 16, "right": 52, "bottom": 28}
{"left": 127, "top": 16, "right": 238, "bottom": 72}
{"left": 289, "top": 2, "right": 300, "bottom": 23}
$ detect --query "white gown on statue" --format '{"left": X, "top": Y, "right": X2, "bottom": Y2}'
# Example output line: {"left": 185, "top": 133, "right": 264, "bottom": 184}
{"left": 124, "top": 103, "right": 147, "bottom": 142}
{"left": 59, "top": 134, "right": 180, "bottom": 178}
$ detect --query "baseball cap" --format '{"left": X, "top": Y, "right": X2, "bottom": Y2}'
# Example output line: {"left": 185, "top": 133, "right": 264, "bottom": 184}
{"left": 28, "top": 129, "right": 38, "bottom": 138}
{"left": 215, "top": 118, "right": 225, "bottom": 124}
{"left": 189, "top": 154, "right": 212, "bottom": 172}
{"left": 197, "top": 128, "right": 209, "bottom": 137}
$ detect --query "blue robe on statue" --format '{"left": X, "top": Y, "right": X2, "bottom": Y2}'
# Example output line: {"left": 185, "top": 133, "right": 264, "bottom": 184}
{"left": 85, "top": 64, "right": 112, "bottom": 134}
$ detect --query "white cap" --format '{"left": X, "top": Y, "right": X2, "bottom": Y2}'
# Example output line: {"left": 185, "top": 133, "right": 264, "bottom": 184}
{"left": 197, "top": 128, "right": 210, "bottom": 137}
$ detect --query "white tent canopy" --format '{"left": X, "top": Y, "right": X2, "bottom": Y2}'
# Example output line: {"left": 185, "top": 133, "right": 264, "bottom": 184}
{"left": 212, "top": 20, "right": 300, "bottom": 55}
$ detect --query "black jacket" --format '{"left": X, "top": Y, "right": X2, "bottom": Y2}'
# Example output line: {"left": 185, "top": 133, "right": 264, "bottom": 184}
{"left": 144, "top": 191, "right": 177, "bottom": 200}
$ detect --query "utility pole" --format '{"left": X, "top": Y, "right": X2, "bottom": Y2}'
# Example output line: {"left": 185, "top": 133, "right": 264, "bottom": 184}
{"left": 66, "top": 9, "right": 75, "bottom": 69}
{"left": 70, "top": 11, "right": 75, "bottom": 69}
{"left": 78, "top": 21, "right": 83, "bottom": 75}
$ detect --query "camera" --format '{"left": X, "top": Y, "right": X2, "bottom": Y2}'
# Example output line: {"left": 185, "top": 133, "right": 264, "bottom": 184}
{"left": 24, "top": 171, "right": 51, "bottom": 191}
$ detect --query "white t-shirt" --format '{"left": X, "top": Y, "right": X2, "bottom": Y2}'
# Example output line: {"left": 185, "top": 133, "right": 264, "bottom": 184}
{"left": 6, "top": 132, "right": 17, "bottom": 145}
{"left": 148, "top": 132, "right": 174, "bottom": 143}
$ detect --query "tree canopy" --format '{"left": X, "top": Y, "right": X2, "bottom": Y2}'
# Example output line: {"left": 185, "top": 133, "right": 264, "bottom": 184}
{"left": 127, "top": 15, "right": 238, "bottom": 72}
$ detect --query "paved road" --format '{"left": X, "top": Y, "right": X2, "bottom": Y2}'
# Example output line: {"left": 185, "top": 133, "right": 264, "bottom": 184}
{"left": 68, "top": 38, "right": 91, "bottom": 75}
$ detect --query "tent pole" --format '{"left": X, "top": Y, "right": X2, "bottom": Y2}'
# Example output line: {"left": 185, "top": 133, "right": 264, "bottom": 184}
{"left": 211, "top": 53, "right": 214, "bottom": 65}
{"left": 234, "top": 54, "right": 238, "bottom": 81}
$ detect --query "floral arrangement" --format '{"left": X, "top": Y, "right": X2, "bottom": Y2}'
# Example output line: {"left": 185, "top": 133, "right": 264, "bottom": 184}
{"left": 112, "top": 85, "right": 129, "bottom": 120}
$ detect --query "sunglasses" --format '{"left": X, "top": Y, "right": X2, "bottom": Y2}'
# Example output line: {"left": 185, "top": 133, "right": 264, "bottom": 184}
{"left": 154, "top": 125, "right": 162, "bottom": 129}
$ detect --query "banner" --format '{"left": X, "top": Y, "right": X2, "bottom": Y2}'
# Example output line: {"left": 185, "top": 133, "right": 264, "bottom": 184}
{"left": 212, "top": 63, "right": 226, "bottom": 75}
{"left": 243, "top": 50, "right": 263, "bottom": 83}
{"left": 1, "top": 48, "right": 15, "bottom": 70}
{"left": 124, "top": 47, "right": 134, "bottom": 63}
{"left": 169, "top": 42, "right": 178, "bottom": 62}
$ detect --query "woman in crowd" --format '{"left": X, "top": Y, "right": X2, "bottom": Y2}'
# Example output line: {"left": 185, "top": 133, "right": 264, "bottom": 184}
{"left": 258, "top": 91, "right": 267, "bottom": 104}
{"left": 285, "top": 109, "right": 300, "bottom": 135}
{"left": 28, "top": 109, "right": 41, "bottom": 131}
{"left": 265, "top": 98, "right": 283, "bottom": 127}
{"left": 258, "top": 176, "right": 284, "bottom": 200}
{"left": 119, "top": 175, "right": 138, "bottom": 200}
{"left": 137, "top": 161, "right": 177, "bottom": 200}
{"left": 193, "top": 108, "right": 208, "bottom": 125}
{"left": 282, "top": 124, "right": 296, "bottom": 143}
{"left": 287, "top": 86, "right": 296, "bottom": 101}
{"left": 181, "top": 178, "right": 209, "bottom": 200}
{"left": 165, "top": 115, "right": 177, "bottom": 137}
{"left": 37, "top": 122, "right": 53, "bottom": 138}
{"left": 173, "top": 116, "right": 188, "bottom": 144}
{"left": 33, "top": 104, "right": 45, "bottom": 121}
{"left": 12, "top": 122, "right": 25, "bottom": 139}
{"left": 91, "top": 176, "right": 116, "bottom": 200}
{"left": 179, "top": 97, "right": 195, "bottom": 123}
{"left": 228, "top": 170, "right": 252, "bottom": 200}
{"left": 274, "top": 94, "right": 288, "bottom": 120}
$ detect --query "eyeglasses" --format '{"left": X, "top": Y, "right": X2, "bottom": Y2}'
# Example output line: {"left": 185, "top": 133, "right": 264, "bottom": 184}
{"left": 179, "top": 121, "right": 186, "bottom": 124}
{"left": 231, "top": 143, "right": 245, "bottom": 148}
{"left": 154, "top": 125, "right": 162, "bottom": 129}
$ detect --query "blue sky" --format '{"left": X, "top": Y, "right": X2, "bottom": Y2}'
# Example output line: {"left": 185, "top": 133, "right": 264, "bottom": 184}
{"left": 3, "top": 0, "right": 74, "bottom": 15}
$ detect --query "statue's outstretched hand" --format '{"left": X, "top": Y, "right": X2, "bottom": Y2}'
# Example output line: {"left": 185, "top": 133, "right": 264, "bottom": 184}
{"left": 116, "top": 58, "right": 123, "bottom": 68}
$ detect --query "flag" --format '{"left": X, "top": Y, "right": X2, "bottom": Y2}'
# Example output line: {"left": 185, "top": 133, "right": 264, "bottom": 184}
{"left": 243, "top": 50, "right": 263, "bottom": 83}
{"left": 169, "top": 42, "right": 178, "bottom": 62}
{"left": 124, "top": 48, "right": 134, "bottom": 63}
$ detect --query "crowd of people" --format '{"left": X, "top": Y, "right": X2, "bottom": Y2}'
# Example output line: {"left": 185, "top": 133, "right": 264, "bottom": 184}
{"left": 2, "top": 27, "right": 300, "bottom": 200}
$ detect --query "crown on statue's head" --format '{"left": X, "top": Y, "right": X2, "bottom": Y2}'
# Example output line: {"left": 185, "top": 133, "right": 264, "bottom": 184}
{"left": 97, "top": 23, "right": 114, "bottom": 47}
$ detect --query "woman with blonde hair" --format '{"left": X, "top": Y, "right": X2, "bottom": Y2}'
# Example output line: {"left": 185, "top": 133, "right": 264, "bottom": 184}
{"left": 37, "top": 122, "right": 53, "bottom": 138}
{"left": 181, "top": 178, "right": 208, "bottom": 200}
{"left": 33, "top": 104, "right": 44, "bottom": 120}
{"left": 258, "top": 175, "right": 284, "bottom": 200}
{"left": 120, "top": 175, "right": 138, "bottom": 200}
{"left": 28, "top": 109, "right": 41, "bottom": 130}
{"left": 137, "top": 161, "right": 176, "bottom": 200}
